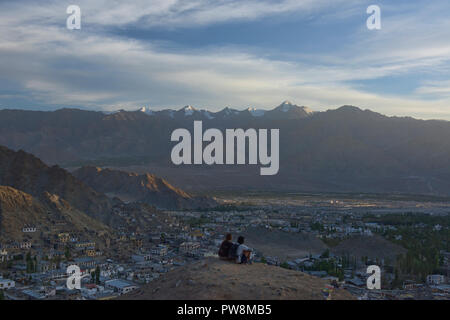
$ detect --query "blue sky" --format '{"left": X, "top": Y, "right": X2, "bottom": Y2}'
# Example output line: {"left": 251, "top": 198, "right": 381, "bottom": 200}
{"left": 0, "top": 0, "right": 450, "bottom": 119}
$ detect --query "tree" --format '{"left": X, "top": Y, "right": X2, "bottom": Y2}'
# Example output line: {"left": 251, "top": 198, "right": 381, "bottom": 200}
{"left": 26, "top": 252, "right": 34, "bottom": 274}
{"left": 64, "top": 246, "right": 71, "bottom": 260}
{"left": 95, "top": 266, "right": 101, "bottom": 284}
{"left": 321, "top": 249, "right": 330, "bottom": 259}
{"left": 0, "top": 290, "right": 4, "bottom": 300}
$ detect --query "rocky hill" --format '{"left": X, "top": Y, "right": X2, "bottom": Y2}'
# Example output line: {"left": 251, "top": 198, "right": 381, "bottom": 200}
{"left": 72, "top": 166, "right": 217, "bottom": 210}
{"left": 119, "top": 257, "right": 354, "bottom": 300}
{"left": 0, "top": 145, "right": 116, "bottom": 224}
{"left": 0, "top": 186, "right": 110, "bottom": 241}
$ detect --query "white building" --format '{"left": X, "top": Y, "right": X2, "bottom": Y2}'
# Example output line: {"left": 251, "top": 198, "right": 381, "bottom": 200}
{"left": 179, "top": 242, "right": 200, "bottom": 256}
{"left": 131, "top": 253, "right": 151, "bottom": 263}
{"left": 105, "top": 279, "right": 139, "bottom": 295}
{"left": 151, "top": 245, "right": 168, "bottom": 257}
{"left": 427, "top": 274, "right": 445, "bottom": 285}
{"left": 0, "top": 278, "right": 15, "bottom": 290}
{"left": 0, "top": 249, "right": 8, "bottom": 263}
{"left": 22, "top": 226, "right": 37, "bottom": 233}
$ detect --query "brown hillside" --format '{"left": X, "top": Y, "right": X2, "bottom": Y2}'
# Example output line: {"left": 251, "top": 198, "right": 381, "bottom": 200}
{"left": 0, "top": 145, "right": 115, "bottom": 224}
{"left": 0, "top": 186, "right": 110, "bottom": 241}
{"left": 73, "top": 166, "right": 217, "bottom": 210}
{"left": 119, "top": 257, "right": 354, "bottom": 300}
{"left": 331, "top": 235, "right": 407, "bottom": 261}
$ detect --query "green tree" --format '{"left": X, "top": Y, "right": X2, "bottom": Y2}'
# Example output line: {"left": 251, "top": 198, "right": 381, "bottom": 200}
{"left": 321, "top": 249, "right": 330, "bottom": 259}
{"left": 64, "top": 246, "right": 71, "bottom": 260}
{"left": 25, "top": 253, "right": 35, "bottom": 274}
{"left": 95, "top": 266, "right": 101, "bottom": 284}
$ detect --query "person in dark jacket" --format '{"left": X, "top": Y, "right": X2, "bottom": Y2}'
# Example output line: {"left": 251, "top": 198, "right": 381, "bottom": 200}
{"left": 218, "top": 233, "right": 233, "bottom": 259}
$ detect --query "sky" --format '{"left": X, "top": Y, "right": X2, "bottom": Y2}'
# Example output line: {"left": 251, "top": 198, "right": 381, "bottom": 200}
{"left": 0, "top": 0, "right": 450, "bottom": 119}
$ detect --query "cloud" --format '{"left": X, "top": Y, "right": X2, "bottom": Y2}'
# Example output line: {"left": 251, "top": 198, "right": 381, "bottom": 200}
{"left": 416, "top": 81, "right": 450, "bottom": 98}
{"left": 0, "top": 0, "right": 449, "bottom": 119}
{"left": 3, "top": 0, "right": 356, "bottom": 28}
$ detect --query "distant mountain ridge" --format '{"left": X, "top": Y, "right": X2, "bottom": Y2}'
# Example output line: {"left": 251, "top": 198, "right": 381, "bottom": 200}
{"left": 1, "top": 102, "right": 450, "bottom": 195}
{"left": 72, "top": 166, "right": 217, "bottom": 210}
{"left": 131, "top": 100, "right": 313, "bottom": 121}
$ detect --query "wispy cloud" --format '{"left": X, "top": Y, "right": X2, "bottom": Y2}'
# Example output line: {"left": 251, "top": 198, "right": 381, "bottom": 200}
{"left": 0, "top": 0, "right": 449, "bottom": 119}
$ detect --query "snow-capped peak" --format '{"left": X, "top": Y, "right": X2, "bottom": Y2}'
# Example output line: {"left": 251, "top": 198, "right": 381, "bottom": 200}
{"left": 181, "top": 105, "right": 196, "bottom": 116}
{"left": 247, "top": 107, "right": 266, "bottom": 117}
{"left": 139, "top": 106, "right": 154, "bottom": 115}
{"left": 278, "top": 101, "right": 313, "bottom": 114}
{"left": 279, "top": 101, "right": 296, "bottom": 112}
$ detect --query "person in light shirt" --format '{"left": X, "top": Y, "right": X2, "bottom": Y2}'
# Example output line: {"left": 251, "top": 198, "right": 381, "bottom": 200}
{"left": 235, "top": 236, "right": 253, "bottom": 264}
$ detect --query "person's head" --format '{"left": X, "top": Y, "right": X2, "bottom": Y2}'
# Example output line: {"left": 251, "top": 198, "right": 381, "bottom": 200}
{"left": 237, "top": 236, "right": 245, "bottom": 244}
{"left": 225, "top": 233, "right": 232, "bottom": 241}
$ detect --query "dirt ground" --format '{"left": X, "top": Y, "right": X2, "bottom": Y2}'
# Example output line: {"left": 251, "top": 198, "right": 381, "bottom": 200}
{"left": 119, "top": 257, "right": 355, "bottom": 300}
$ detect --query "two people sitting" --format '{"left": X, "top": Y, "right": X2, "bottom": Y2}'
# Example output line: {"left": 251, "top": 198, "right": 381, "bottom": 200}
{"left": 218, "top": 233, "right": 253, "bottom": 264}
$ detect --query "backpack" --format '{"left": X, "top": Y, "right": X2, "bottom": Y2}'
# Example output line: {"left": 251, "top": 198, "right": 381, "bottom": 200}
{"left": 228, "top": 243, "right": 239, "bottom": 259}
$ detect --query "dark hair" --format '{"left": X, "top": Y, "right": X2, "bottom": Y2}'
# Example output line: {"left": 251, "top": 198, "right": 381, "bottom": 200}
{"left": 225, "top": 233, "right": 232, "bottom": 241}
{"left": 237, "top": 236, "right": 245, "bottom": 244}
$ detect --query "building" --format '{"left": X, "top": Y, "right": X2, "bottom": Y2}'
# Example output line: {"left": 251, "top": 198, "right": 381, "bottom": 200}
{"left": 427, "top": 274, "right": 445, "bottom": 285}
{"left": 132, "top": 253, "right": 151, "bottom": 263}
{"left": 105, "top": 279, "right": 139, "bottom": 295}
{"left": 20, "top": 241, "right": 32, "bottom": 249}
{"left": 179, "top": 242, "right": 200, "bottom": 256}
{"left": 73, "top": 257, "right": 96, "bottom": 269}
{"left": 0, "top": 249, "right": 9, "bottom": 262}
{"left": 151, "top": 245, "right": 168, "bottom": 257}
{"left": 85, "top": 248, "right": 96, "bottom": 257}
{"left": 58, "top": 233, "right": 70, "bottom": 243}
{"left": 0, "top": 278, "right": 15, "bottom": 290}
{"left": 22, "top": 226, "right": 37, "bottom": 233}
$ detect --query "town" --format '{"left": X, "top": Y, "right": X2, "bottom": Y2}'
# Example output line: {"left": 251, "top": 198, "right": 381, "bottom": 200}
{"left": 0, "top": 193, "right": 449, "bottom": 300}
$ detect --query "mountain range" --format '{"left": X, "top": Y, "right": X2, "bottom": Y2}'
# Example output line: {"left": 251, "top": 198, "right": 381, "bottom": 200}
{"left": 1, "top": 101, "right": 450, "bottom": 195}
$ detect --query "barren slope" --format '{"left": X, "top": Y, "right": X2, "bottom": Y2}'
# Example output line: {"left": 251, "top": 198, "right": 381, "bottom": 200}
{"left": 119, "top": 257, "right": 354, "bottom": 300}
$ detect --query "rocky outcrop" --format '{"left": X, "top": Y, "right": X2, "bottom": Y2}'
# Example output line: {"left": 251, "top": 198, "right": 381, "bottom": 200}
{"left": 118, "top": 257, "right": 354, "bottom": 300}
{"left": 0, "top": 145, "right": 116, "bottom": 224}
{"left": 0, "top": 186, "right": 109, "bottom": 240}
{"left": 73, "top": 166, "right": 217, "bottom": 210}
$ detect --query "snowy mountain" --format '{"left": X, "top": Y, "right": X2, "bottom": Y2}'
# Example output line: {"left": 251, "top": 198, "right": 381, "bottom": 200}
{"left": 247, "top": 107, "right": 266, "bottom": 117}
{"left": 2, "top": 103, "right": 450, "bottom": 195}
{"left": 139, "top": 107, "right": 154, "bottom": 115}
{"left": 131, "top": 101, "right": 312, "bottom": 121}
